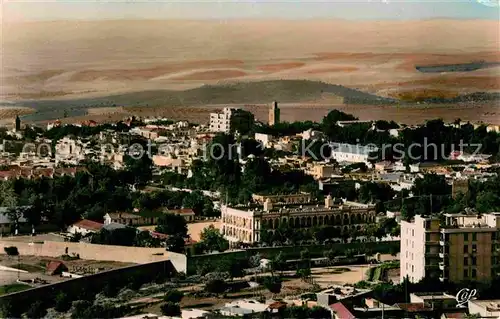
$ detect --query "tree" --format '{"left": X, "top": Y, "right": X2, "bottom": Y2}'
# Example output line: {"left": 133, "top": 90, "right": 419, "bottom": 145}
{"left": 0, "top": 300, "right": 22, "bottom": 319}
{"left": 216, "top": 258, "right": 245, "bottom": 280}
{"left": 166, "top": 233, "right": 186, "bottom": 253}
{"left": 300, "top": 248, "right": 310, "bottom": 261}
{"left": 71, "top": 300, "right": 93, "bottom": 319}
{"left": 199, "top": 225, "right": 229, "bottom": 252}
{"left": 324, "top": 249, "right": 337, "bottom": 264}
{"left": 164, "top": 289, "right": 184, "bottom": 303}
{"left": 161, "top": 302, "right": 181, "bottom": 317}
{"left": 263, "top": 276, "right": 282, "bottom": 295}
{"left": 156, "top": 213, "right": 188, "bottom": 237}
{"left": 271, "top": 251, "right": 286, "bottom": 275}
{"left": 123, "top": 139, "right": 153, "bottom": 186}
{"left": 91, "top": 227, "right": 138, "bottom": 246}
{"left": 26, "top": 300, "right": 47, "bottom": 319}
{"left": 205, "top": 279, "right": 226, "bottom": 294}
{"left": 4, "top": 246, "right": 19, "bottom": 256}
{"left": 309, "top": 306, "right": 332, "bottom": 319}
{"left": 54, "top": 291, "right": 72, "bottom": 312}
{"left": 230, "top": 109, "right": 255, "bottom": 136}
{"left": 296, "top": 267, "right": 311, "bottom": 281}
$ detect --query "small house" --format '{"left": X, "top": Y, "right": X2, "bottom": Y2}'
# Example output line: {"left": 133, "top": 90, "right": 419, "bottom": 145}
{"left": 46, "top": 261, "right": 68, "bottom": 276}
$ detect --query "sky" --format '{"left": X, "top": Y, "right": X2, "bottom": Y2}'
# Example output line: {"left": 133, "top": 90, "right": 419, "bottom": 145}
{"left": 2, "top": 0, "right": 499, "bottom": 22}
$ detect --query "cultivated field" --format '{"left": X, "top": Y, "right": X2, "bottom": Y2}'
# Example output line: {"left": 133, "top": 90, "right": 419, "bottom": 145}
{"left": 1, "top": 19, "right": 499, "bottom": 124}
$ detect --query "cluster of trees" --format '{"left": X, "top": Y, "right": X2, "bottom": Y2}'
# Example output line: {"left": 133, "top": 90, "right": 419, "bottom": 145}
{"left": 399, "top": 173, "right": 500, "bottom": 221}
{"left": 156, "top": 213, "right": 189, "bottom": 252}
{"left": 0, "top": 157, "right": 215, "bottom": 234}
{"left": 373, "top": 275, "right": 500, "bottom": 307}
{"left": 193, "top": 225, "right": 230, "bottom": 254}
{"left": 0, "top": 267, "right": 170, "bottom": 319}
{"left": 320, "top": 111, "right": 500, "bottom": 163}
{"left": 180, "top": 134, "right": 319, "bottom": 204}
{"left": 161, "top": 289, "right": 184, "bottom": 317}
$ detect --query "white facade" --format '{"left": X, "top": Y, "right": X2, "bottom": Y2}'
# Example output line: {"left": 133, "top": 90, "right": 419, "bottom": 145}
{"left": 221, "top": 205, "right": 259, "bottom": 244}
{"left": 209, "top": 108, "right": 234, "bottom": 133}
{"left": 219, "top": 299, "right": 268, "bottom": 317}
{"left": 468, "top": 300, "right": 500, "bottom": 318}
{"left": 55, "top": 137, "right": 85, "bottom": 165}
{"left": 301, "top": 129, "right": 323, "bottom": 141}
{"left": 329, "top": 143, "right": 378, "bottom": 165}
{"left": 400, "top": 215, "right": 428, "bottom": 283}
{"left": 254, "top": 133, "right": 272, "bottom": 148}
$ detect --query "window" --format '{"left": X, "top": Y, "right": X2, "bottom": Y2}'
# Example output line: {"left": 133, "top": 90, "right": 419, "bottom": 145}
{"left": 472, "top": 244, "right": 477, "bottom": 253}
{"left": 463, "top": 269, "right": 468, "bottom": 278}
{"left": 464, "top": 245, "right": 468, "bottom": 253}
{"left": 464, "top": 233, "right": 469, "bottom": 241}
{"left": 472, "top": 269, "right": 477, "bottom": 278}
{"left": 464, "top": 257, "right": 468, "bottom": 266}
{"left": 472, "top": 233, "right": 477, "bottom": 241}
{"left": 472, "top": 257, "right": 477, "bottom": 266}
{"left": 426, "top": 233, "right": 431, "bottom": 241}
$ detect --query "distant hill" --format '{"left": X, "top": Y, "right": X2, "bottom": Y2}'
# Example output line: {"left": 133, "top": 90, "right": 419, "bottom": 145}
{"left": 15, "top": 80, "right": 396, "bottom": 120}
{"left": 15, "top": 80, "right": 499, "bottom": 122}
{"left": 18, "top": 80, "right": 395, "bottom": 109}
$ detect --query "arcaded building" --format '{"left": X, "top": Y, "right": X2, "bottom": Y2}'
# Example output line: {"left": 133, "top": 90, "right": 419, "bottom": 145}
{"left": 221, "top": 195, "right": 377, "bottom": 244}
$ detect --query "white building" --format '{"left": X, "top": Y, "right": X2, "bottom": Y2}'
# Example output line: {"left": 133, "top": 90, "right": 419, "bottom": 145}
{"left": 209, "top": 108, "right": 235, "bottom": 133}
{"left": 67, "top": 219, "right": 104, "bottom": 236}
{"left": 329, "top": 143, "right": 379, "bottom": 165}
{"left": 55, "top": 137, "right": 85, "bottom": 165}
{"left": 221, "top": 197, "right": 377, "bottom": 245}
{"left": 219, "top": 299, "right": 268, "bottom": 317}
{"left": 468, "top": 300, "right": 500, "bottom": 318}
{"left": 301, "top": 129, "right": 323, "bottom": 141}
{"left": 254, "top": 133, "right": 272, "bottom": 148}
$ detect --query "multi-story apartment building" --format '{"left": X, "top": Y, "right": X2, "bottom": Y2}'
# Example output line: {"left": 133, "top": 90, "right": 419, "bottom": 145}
{"left": 209, "top": 108, "right": 235, "bottom": 133}
{"left": 221, "top": 195, "right": 376, "bottom": 244}
{"left": 401, "top": 212, "right": 500, "bottom": 284}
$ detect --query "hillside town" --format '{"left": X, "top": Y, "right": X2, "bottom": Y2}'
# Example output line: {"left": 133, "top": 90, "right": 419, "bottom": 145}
{"left": 0, "top": 101, "right": 499, "bottom": 319}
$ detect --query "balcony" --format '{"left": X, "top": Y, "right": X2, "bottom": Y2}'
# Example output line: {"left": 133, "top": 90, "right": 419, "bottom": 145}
{"left": 439, "top": 252, "right": 447, "bottom": 258}
{"left": 439, "top": 240, "right": 447, "bottom": 246}
{"left": 439, "top": 262, "right": 445, "bottom": 271}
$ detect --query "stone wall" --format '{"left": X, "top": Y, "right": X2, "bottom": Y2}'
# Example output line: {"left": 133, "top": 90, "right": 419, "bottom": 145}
{"left": 0, "top": 240, "right": 187, "bottom": 272}
{"left": 0, "top": 260, "right": 176, "bottom": 310}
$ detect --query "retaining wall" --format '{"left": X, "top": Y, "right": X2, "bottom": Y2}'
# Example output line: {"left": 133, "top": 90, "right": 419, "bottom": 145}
{"left": 0, "top": 240, "right": 187, "bottom": 272}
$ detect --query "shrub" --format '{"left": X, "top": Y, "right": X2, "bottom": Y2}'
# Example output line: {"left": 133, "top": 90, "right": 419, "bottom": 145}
{"left": 102, "top": 282, "right": 120, "bottom": 298}
{"left": 26, "top": 301, "right": 47, "bottom": 319}
{"left": 160, "top": 302, "right": 181, "bottom": 317}
{"left": 263, "top": 276, "right": 282, "bottom": 294}
{"left": 205, "top": 279, "right": 226, "bottom": 294}
{"left": 54, "top": 292, "right": 72, "bottom": 312}
{"left": 4, "top": 246, "right": 19, "bottom": 256}
{"left": 164, "top": 289, "right": 184, "bottom": 303}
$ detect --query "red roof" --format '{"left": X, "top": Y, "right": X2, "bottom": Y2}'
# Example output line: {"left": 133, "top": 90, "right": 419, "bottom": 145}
{"left": 268, "top": 301, "right": 287, "bottom": 310}
{"left": 46, "top": 260, "right": 67, "bottom": 275}
{"left": 150, "top": 231, "right": 169, "bottom": 240}
{"left": 73, "top": 219, "right": 104, "bottom": 231}
{"left": 395, "top": 303, "right": 432, "bottom": 312}
{"left": 184, "top": 237, "right": 197, "bottom": 246}
{"left": 169, "top": 209, "right": 195, "bottom": 215}
{"left": 330, "top": 302, "right": 355, "bottom": 319}
{"left": 442, "top": 312, "right": 467, "bottom": 319}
